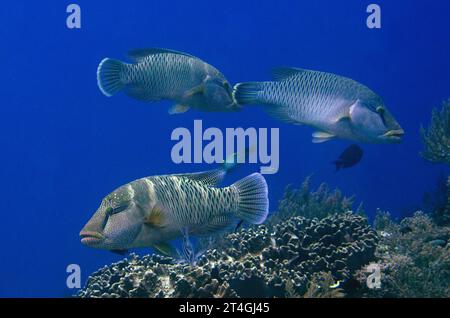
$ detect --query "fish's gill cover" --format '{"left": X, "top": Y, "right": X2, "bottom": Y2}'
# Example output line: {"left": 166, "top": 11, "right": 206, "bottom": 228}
{"left": 77, "top": 212, "right": 377, "bottom": 298}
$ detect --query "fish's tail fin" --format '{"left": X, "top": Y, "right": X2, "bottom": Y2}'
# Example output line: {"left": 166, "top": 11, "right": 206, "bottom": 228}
{"left": 97, "top": 58, "right": 126, "bottom": 97}
{"left": 231, "top": 173, "right": 269, "bottom": 224}
{"left": 232, "top": 82, "right": 263, "bottom": 105}
{"left": 333, "top": 160, "right": 343, "bottom": 171}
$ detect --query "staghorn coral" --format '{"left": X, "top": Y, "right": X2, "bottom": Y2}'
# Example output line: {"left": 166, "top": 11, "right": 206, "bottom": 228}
{"left": 420, "top": 99, "right": 450, "bottom": 166}
{"left": 356, "top": 211, "right": 450, "bottom": 298}
{"left": 269, "top": 176, "right": 359, "bottom": 224}
{"left": 78, "top": 212, "right": 377, "bottom": 298}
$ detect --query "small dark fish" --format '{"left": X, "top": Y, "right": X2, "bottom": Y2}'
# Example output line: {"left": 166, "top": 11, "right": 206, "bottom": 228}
{"left": 333, "top": 144, "right": 363, "bottom": 171}
{"left": 399, "top": 225, "right": 413, "bottom": 234}
{"left": 111, "top": 249, "right": 128, "bottom": 255}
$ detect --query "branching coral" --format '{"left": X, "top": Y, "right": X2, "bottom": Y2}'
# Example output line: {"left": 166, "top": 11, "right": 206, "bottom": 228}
{"left": 269, "top": 176, "right": 360, "bottom": 224}
{"left": 358, "top": 211, "right": 449, "bottom": 298}
{"left": 420, "top": 99, "right": 450, "bottom": 166}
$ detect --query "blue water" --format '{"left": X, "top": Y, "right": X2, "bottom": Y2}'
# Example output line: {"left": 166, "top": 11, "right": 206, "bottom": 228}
{"left": 1, "top": 0, "right": 449, "bottom": 297}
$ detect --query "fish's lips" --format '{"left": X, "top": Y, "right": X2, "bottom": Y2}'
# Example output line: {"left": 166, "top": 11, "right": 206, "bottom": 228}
{"left": 80, "top": 230, "right": 104, "bottom": 246}
{"left": 380, "top": 129, "right": 404, "bottom": 142}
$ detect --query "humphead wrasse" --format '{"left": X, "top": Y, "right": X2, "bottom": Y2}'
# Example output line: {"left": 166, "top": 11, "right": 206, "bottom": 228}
{"left": 97, "top": 48, "right": 238, "bottom": 114}
{"left": 80, "top": 170, "right": 268, "bottom": 255}
{"left": 233, "top": 67, "right": 404, "bottom": 144}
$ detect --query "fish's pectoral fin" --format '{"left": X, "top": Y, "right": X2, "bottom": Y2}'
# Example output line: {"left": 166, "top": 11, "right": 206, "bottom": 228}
{"left": 334, "top": 109, "right": 352, "bottom": 123}
{"left": 335, "top": 112, "right": 351, "bottom": 123}
{"left": 144, "top": 204, "right": 167, "bottom": 227}
{"left": 110, "top": 249, "right": 129, "bottom": 256}
{"left": 184, "top": 84, "right": 205, "bottom": 98}
{"left": 312, "top": 131, "right": 336, "bottom": 143}
{"left": 152, "top": 242, "right": 176, "bottom": 256}
{"left": 168, "top": 104, "right": 190, "bottom": 115}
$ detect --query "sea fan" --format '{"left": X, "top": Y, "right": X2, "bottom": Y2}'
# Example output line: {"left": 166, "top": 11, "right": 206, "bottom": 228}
{"left": 420, "top": 99, "right": 450, "bottom": 166}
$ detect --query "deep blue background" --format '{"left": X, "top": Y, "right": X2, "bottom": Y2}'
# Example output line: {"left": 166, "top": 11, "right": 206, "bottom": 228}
{"left": 0, "top": 0, "right": 449, "bottom": 297}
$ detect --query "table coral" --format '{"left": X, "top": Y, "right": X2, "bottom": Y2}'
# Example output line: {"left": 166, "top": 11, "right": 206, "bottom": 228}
{"left": 78, "top": 212, "right": 377, "bottom": 298}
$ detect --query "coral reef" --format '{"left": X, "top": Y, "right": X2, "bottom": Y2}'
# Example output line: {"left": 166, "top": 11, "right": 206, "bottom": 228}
{"left": 420, "top": 99, "right": 450, "bottom": 166}
{"left": 286, "top": 272, "right": 345, "bottom": 298}
{"left": 423, "top": 174, "right": 450, "bottom": 226}
{"left": 356, "top": 211, "right": 450, "bottom": 298}
{"left": 269, "top": 176, "right": 360, "bottom": 223}
{"left": 78, "top": 212, "right": 378, "bottom": 298}
{"left": 77, "top": 174, "right": 449, "bottom": 298}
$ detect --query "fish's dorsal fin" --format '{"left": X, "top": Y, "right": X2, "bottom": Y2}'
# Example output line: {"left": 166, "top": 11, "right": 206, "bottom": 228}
{"left": 128, "top": 48, "right": 195, "bottom": 62}
{"left": 312, "top": 131, "right": 336, "bottom": 143}
{"left": 271, "top": 67, "right": 307, "bottom": 81}
{"left": 168, "top": 104, "right": 190, "bottom": 115}
{"left": 174, "top": 169, "right": 226, "bottom": 187}
{"left": 335, "top": 103, "right": 353, "bottom": 123}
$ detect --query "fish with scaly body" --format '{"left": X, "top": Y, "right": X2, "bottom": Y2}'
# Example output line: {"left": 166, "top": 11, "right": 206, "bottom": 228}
{"left": 79, "top": 170, "right": 268, "bottom": 255}
{"left": 233, "top": 67, "right": 404, "bottom": 144}
{"left": 333, "top": 144, "right": 363, "bottom": 171}
{"left": 97, "top": 48, "right": 237, "bottom": 114}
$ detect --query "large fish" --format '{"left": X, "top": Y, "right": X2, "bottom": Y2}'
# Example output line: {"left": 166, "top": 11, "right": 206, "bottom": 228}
{"left": 97, "top": 48, "right": 238, "bottom": 114}
{"left": 80, "top": 170, "right": 268, "bottom": 255}
{"left": 233, "top": 67, "right": 404, "bottom": 144}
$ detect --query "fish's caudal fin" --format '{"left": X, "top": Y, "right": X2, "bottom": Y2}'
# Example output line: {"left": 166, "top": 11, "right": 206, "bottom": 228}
{"left": 97, "top": 58, "right": 126, "bottom": 97}
{"left": 232, "top": 82, "right": 263, "bottom": 105}
{"left": 231, "top": 173, "right": 269, "bottom": 224}
{"left": 333, "top": 160, "right": 343, "bottom": 171}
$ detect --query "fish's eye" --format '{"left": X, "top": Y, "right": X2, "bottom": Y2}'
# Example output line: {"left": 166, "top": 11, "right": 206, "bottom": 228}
{"left": 105, "top": 207, "right": 113, "bottom": 215}
{"left": 110, "top": 203, "right": 129, "bottom": 215}
{"left": 376, "top": 107, "right": 387, "bottom": 125}
{"left": 376, "top": 106, "right": 385, "bottom": 114}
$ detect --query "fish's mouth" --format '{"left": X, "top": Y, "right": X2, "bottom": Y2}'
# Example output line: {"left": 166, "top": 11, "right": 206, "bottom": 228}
{"left": 381, "top": 129, "right": 405, "bottom": 141}
{"left": 80, "top": 230, "right": 104, "bottom": 246}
